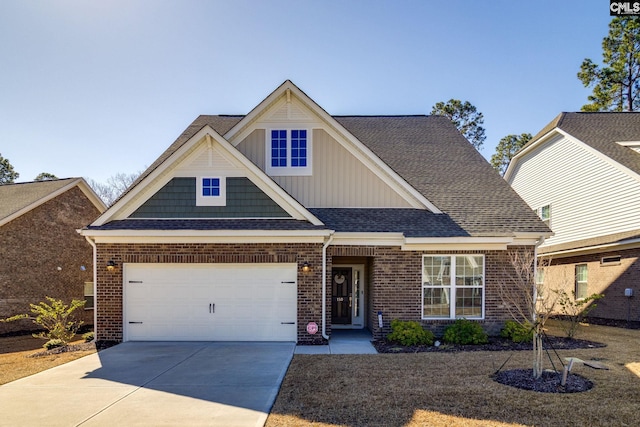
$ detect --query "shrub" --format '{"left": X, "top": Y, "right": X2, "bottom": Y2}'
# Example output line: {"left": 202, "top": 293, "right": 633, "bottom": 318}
{"left": 0, "top": 296, "right": 86, "bottom": 346}
{"left": 44, "top": 339, "right": 65, "bottom": 350}
{"left": 443, "top": 319, "right": 488, "bottom": 345}
{"left": 83, "top": 331, "right": 95, "bottom": 343}
{"left": 555, "top": 290, "right": 604, "bottom": 338}
{"left": 387, "top": 319, "right": 434, "bottom": 346}
{"left": 500, "top": 320, "right": 534, "bottom": 343}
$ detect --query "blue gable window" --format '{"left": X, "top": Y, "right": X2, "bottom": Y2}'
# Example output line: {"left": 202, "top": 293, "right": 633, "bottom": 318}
{"left": 291, "top": 130, "right": 307, "bottom": 167}
{"left": 197, "top": 177, "right": 226, "bottom": 206}
{"left": 271, "top": 130, "right": 288, "bottom": 167}
{"left": 202, "top": 178, "right": 220, "bottom": 197}
{"left": 266, "top": 129, "right": 312, "bottom": 176}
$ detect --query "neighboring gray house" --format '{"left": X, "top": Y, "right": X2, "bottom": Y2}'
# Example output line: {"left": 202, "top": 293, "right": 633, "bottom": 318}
{"left": 506, "top": 112, "right": 640, "bottom": 322}
{"left": 81, "top": 80, "right": 550, "bottom": 344}
{"left": 0, "top": 178, "right": 106, "bottom": 334}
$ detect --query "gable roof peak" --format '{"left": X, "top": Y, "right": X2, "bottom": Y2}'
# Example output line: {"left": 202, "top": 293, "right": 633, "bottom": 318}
{"left": 0, "top": 177, "right": 105, "bottom": 227}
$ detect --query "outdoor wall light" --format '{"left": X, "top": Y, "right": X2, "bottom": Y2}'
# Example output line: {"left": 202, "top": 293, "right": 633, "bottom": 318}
{"left": 302, "top": 261, "right": 311, "bottom": 272}
{"left": 106, "top": 259, "right": 117, "bottom": 272}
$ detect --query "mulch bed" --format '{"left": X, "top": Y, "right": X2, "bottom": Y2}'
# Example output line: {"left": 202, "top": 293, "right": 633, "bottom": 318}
{"left": 372, "top": 335, "right": 606, "bottom": 353}
{"left": 28, "top": 341, "right": 97, "bottom": 358}
{"left": 493, "top": 368, "right": 594, "bottom": 393}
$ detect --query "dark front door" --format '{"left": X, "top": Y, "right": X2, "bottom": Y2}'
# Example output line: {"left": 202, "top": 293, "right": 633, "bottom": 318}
{"left": 331, "top": 267, "right": 352, "bottom": 325}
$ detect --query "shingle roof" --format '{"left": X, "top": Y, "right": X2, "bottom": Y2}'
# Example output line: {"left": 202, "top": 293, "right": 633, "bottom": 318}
{"left": 114, "top": 115, "right": 243, "bottom": 206}
{"left": 538, "top": 229, "right": 640, "bottom": 254}
{"left": 0, "top": 178, "right": 79, "bottom": 224}
{"left": 309, "top": 208, "right": 468, "bottom": 237}
{"left": 86, "top": 218, "right": 326, "bottom": 231}
{"left": 333, "top": 116, "right": 549, "bottom": 236}
{"left": 111, "top": 114, "right": 549, "bottom": 237}
{"left": 527, "top": 112, "right": 640, "bottom": 175}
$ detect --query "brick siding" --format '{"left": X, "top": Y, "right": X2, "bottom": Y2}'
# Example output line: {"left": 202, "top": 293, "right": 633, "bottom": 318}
{"left": 543, "top": 247, "right": 640, "bottom": 322}
{"left": 96, "top": 242, "right": 533, "bottom": 343}
{"left": 95, "top": 242, "right": 324, "bottom": 344}
{"left": 0, "top": 187, "right": 99, "bottom": 334}
{"left": 329, "top": 246, "right": 531, "bottom": 339}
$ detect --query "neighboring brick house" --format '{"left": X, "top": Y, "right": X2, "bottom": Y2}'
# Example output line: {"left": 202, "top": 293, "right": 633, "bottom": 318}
{"left": 0, "top": 178, "right": 106, "bottom": 334}
{"left": 506, "top": 112, "right": 640, "bottom": 322}
{"left": 81, "top": 81, "right": 550, "bottom": 344}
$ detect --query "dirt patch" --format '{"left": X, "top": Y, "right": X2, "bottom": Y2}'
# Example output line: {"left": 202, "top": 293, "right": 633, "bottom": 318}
{"left": 0, "top": 334, "right": 99, "bottom": 385}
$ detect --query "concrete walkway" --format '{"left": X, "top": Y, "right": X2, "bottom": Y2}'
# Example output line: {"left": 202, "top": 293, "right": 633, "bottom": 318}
{"left": 294, "top": 329, "right": 378, "bottom": 354}
{"left": 0, "top": 342, "right": 294, "bottom": 427}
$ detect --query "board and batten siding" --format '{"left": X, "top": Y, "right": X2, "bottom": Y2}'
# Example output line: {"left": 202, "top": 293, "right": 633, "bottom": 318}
{"left": 237, "top": 129, "right": 412, "bottom": 208}
{"left": 509, "top": 134, "right": 640, "bottom": 247}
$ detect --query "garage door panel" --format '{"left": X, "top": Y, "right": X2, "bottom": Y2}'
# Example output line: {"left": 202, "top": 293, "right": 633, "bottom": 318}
{"left": 124, "top": 263, "right": 297, "bottom": 342}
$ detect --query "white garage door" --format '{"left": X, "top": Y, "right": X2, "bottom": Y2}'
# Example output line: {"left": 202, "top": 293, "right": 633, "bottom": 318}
{"left": 124, "top": 263, "right": 297, "bottom": 342}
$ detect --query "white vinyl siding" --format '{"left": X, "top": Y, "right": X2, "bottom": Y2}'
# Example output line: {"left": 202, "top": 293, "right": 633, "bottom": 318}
{"left": 237, "top": 129, "right": 412, "bottom": 208}
{"left": 509, "top": 134, "right": 640, "bottom": 247}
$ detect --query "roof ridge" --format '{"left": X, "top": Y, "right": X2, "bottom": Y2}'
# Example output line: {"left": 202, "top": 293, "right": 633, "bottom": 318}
{"left": 333, "top": 114, "right": 429, "bottom": 118}
{"left": 0, "top": 177, "right": 78, "bottom": 187}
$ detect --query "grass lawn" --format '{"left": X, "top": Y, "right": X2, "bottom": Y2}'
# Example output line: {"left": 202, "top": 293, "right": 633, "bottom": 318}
{"left": 267, "top": 322, "right": 640, "bottom": 427}
{"left": 0, "top": 334, "right": 96, "bottom": 386}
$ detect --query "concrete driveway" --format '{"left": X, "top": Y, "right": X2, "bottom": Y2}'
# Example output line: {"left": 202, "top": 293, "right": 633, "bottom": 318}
{"left": 0, "top": 341, "right": 295, "bottom": 427}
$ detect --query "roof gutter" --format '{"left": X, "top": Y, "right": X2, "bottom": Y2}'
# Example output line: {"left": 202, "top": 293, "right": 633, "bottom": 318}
{"left": 321, "top": 232, "right": 335, "bottom": 340}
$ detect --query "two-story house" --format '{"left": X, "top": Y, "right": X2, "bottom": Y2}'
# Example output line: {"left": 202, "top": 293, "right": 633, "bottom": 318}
{"left": 506, "top": 112, "right": 640, "bottom": 322}
{"left": 81, "top": 81, "right": 550, "bottom": 344}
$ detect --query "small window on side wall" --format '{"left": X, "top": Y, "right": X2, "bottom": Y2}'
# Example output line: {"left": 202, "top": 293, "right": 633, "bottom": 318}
{"left": 84, "top": 282, "right": 94, "bottom": 309}
{"left": 601, "top": 255, "right": 621, "bottom": 266}
{"left": 575, "top": 264, "right": 588, "bottom": 299}
{"left": 196, "top": 177, "right": 226, "bottom": 206}
{"left": 537, "top": 204, "right": 550, "bottom": 227}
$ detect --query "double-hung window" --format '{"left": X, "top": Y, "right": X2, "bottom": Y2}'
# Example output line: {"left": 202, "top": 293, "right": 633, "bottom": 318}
{"left": 266, "top": 129, "right": 312, "bottom": 176}
{"left": 84, "top": 282, "right": 94, "bottom": 309}
{"left": 422, "top": 255, "right": 484, "bottom": 319}
{"left": 575, "top": 264, "right": 588, "bottom": 299}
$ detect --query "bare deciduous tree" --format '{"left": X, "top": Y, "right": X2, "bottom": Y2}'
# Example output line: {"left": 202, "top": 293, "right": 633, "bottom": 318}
{"left": 499, "top": 249, "right": 557, "bottom": 379}
{"left": 88, "top": 171, "right": 142, "bottom": 206}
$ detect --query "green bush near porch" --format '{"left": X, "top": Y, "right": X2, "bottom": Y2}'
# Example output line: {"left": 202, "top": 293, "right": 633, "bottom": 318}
{"left": 443, "top": 319, "right": 488, "bottom": 345}
{"left": 387, "top": 319, "right": 434, "bottom": 346}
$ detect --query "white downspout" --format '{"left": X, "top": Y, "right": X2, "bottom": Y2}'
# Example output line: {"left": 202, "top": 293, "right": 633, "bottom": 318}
{"left": 84, "top": 235, "right": 98, "bottom": 336}
{"left": 321, "top": 233, "right": 334, "bottom": 340}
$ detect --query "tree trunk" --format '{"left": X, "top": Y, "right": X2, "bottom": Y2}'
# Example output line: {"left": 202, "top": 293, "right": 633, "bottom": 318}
{"left": 532, "top": 331, "right": 544, "bottom": 379}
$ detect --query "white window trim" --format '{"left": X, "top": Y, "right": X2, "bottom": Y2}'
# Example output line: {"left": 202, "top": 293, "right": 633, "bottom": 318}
{"left": 600, "top": 255, "right": 621, "bottom": 266}
{"left": 196, "top": 176, "right": 226, "bottom": 206}
{"left": 265, "top": 128, "right": 312, "bottom": 176}
{"left": 84, "top": 281, "right": 94, "bottom": 310}
{"left": 422, "top": 255, "right": 485, "bottom": 320}
{"left": 536, "top": 204, "right": 551, "bottom": 228}
{"left": 575, "top": 264, "right": 588, "bottom": 300}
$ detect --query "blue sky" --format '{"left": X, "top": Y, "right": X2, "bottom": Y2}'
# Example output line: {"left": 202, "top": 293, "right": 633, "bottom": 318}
{"left": 0, "top": 1, "right": 611, "bottom": 184}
